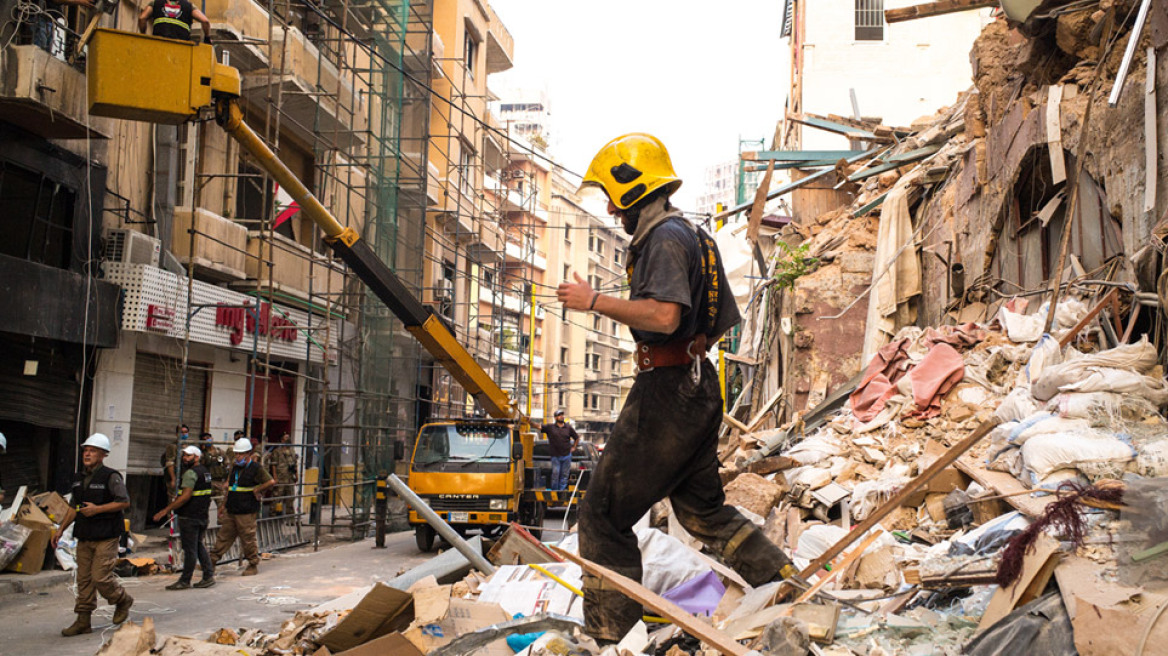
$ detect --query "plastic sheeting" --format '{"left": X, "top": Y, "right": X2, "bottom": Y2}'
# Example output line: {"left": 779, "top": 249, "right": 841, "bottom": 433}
{"left": 964, "top": 592, "right": 1076, "bottom": 656}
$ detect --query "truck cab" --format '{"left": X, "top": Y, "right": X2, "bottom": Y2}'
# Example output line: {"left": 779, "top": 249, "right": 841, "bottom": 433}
{"left": 407, "top": 421, "right": 543, "bottom": 551}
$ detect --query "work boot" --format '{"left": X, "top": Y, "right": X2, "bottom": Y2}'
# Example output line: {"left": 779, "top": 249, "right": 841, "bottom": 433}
{"left": 166, "top": 580, "right": 191, "bottom": 590}
{"left": 242, "top": 564, "right": 258, "bottom": 576}
{"left": 193, "top": 578, "right": 216, "bottom": 589}
{"left": 112, "top": 595, "right": 134, "bottom": 624}
{"left": 61, "top": 613, "right": 92, "bottom": 637}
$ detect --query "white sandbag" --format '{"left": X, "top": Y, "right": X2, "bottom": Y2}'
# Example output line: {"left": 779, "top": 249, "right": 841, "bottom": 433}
{"left": 997, "top": 307, "right": 1044, "bottom": 343}
{"left": 1048, "top": 392, "right": 1128, "bottom": 419}
{"left": 1024, "top": 333, "right": 1062, "bottom": 385}
{"left": 1011, "top": 414, "right": 1092, "bottom": 445}
{"left": 1020, "top": 431, "right": 1136, "bottom": 478}
{"left": 995, "top": 387, "right": 1042, "bottom": 422}
{"left": 795, "top": 524, "right": 850, "bottom": 561}
{"left": 1134, "top": 439, "right": 1168, "bottom": 478}
{"left": 783, "top": 466, "right": 832, "bottom": 490}
{"left": 1032, "top": 337, "right": 1167, "bottom": 402}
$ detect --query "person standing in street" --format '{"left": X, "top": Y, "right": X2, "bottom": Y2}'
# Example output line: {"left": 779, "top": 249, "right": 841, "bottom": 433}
{"left": 153, "top": 445, "right": 215, "bottom": 590}
{"left": 540, "top": 410, "right": 578, "bottom": 491}
{"left": 162, "top": 424, "right": 191, "bottom": 504}
{"left": 209, "top": 437, "right": 274, "bottom": 576}
{"left": 263, "top": 432, "right": 298, "bottom": 515}
{"left": 558, "top": 133, "right": 797, "bottom": 642}
{"left": 53, "top": 433, "right": 134, "bottom": 636}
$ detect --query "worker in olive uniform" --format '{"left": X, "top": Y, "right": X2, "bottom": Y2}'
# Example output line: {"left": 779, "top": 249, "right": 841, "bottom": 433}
{"left": 210, "top": 437, "right": 275, "bottom": 575}
{"left": 53, "top": 434, "right": 134, "bottom": 636}
{"left": 200, "top": 432, "right": 229, "bottom": 515}
{"left": 153, "top": 445, "right": 215, "bottom": 589}
{"left": 162, "top": 424, "right": 191, "bottom": 503}
{"left": 558, "top": 134, "right": 797, "bottom": 642}
{"left": 263, "top": 432, "right": 298, "bottom": 515}
{"left": 138, "top": 0, "right": 211, "bottom": 43}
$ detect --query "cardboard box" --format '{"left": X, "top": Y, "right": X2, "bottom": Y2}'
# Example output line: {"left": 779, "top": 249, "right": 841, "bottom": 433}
{"left": 5, "top": 501, "right": 55, "bottom": 574}
{"left": 318, "top": 583, "right": 414, "bottom": 653}
{"left": 402, "top": 598, "right": 512, "bottom": 656}
{"left": 30, "top": 492, "right": 71, "bottom": 525}
{"left": 336, "top": 632, "right": 423, "bottom": 656}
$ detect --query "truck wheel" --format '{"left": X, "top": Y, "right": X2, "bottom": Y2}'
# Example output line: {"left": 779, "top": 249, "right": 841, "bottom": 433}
{"left": 415, "top": 525, "right": 436, "bottom": 552}
{"left": 520, "top": 501, "right": 546, "bottom": 540}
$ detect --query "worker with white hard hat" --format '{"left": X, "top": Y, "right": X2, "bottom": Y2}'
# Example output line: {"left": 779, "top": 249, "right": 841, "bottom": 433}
{"left": 209, "top": 436, "right": 274, "bottom": 576}
{"left": 153, "top": 445, "right": 216, "bottom": 590}
{"left": 54, "top": 433, "right": 134, "bottom": 636}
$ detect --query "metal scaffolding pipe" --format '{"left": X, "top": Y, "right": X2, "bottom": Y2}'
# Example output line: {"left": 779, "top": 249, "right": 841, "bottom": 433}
{"left": 384, "top": 473, "right": 496, "bottom": 575}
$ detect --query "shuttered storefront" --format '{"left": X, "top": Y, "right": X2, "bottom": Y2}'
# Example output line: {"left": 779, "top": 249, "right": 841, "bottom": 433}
{"left": 0, "top": 334, "right": 81, "bottom": 431}
{"left": 128, "top": 353, "right": 207, "bottom": 474}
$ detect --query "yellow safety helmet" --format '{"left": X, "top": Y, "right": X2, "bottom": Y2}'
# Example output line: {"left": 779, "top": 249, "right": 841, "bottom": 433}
{"left": 581, "top": 133, "right": 682, "bottom": 210}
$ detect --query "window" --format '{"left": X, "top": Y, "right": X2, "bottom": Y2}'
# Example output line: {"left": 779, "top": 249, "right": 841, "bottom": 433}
{"left": 611, "top": 320, "right": 618, "bottom": 333}
{"left": 597, "top": 240, "right": 605, "bottom": 257}
{"left": 464, "top": 29, "right": 479, "bottom": 78}
{"left": 612, "top": 358, "right": 620, "bottom": 373}
{"left": 590, "top": 394, "right": 599, "bottom": 410}
{"left": 483, "top": 270, "right": 494, "bottom": 287}
{"left": 459, "top": 145, "right": 474, "bottom": 197}
{"left": 558, "top": 391, "right": 566, "bottom": 406}
{"left": 0, "top": 162, "right": 76, "bottom": 270}
{"left": 560, "top": 347, "right": 568, "bottom": 364}
{"left": 593, "top": 316, "right": 601, "bottom": 331}
{"left": 855, "top": 0, "right": 884, "bottom": 40}
{"left": 563, "top": 264, "right": 570, "bottom": 281}
{"left": 588, "top": 234, "right": 595, "bottom": 252}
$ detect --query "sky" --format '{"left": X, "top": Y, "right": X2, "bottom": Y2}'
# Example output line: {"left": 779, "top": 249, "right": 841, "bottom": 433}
{"left": 488, "top": 0, "right": 791, "bottom": 209}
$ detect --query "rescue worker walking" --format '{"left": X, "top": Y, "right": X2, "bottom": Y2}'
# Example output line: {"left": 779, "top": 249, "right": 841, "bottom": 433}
{"left": 53, "top": 434, "right": 134, "bottom": 636}
{"left": 558, "top": 134, "right": 796, "bottom": 642}
{"left": 138, "top": 0, "right": 212, "bottom": 43}
{"left": 153, "top": 445, "right": 216, "bottom": 590}
{"left": 263, "top": 432, "right": 298, "bottom": 515}
{"left": 209, "top": 438, "right": 275, "bottom": 576}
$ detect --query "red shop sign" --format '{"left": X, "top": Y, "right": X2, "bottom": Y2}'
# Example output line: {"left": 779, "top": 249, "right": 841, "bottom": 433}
{"left": 214, "top": 302, "right": 297, "bottom": 346}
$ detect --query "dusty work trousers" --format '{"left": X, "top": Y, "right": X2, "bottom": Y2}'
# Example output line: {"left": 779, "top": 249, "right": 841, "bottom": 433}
{"left": 74, "top": 537, "right": 129, "bottom": 613}
{"left": 177, "top": 517, "right": 213, "bottom": 583}
{"left": 210, "top": 512, "right": 259, "bottom": 566}
{"left": 578, "top": 359, "right": 793, "bottom": 641}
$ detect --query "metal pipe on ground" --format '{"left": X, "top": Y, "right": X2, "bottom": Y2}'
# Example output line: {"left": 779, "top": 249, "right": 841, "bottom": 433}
{"left": 384, "top": 474, "right": 496, "bottom": 575}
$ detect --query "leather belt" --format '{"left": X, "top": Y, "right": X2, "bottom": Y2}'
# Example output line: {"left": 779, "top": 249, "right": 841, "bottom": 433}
{"left": 635, "top": 334, "right": 708, "bottom": 372}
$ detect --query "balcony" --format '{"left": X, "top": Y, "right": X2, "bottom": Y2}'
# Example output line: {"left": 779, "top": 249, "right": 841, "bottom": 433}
{"left": 484, "top": 3, "right": 514, "bottom": 75}
{"left": 173, "top": 208, "right": 248, "bottom": 282}
{"left": 203, "top": 0, "right": 273, "bottom": 72}
{"left": 240, "top": 231, "right": 346, "bottom": 304}
{"left": 0, "top": 44, "right": 111, "bottom": 139}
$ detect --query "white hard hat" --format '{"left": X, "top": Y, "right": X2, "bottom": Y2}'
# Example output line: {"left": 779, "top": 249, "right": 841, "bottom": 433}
{"left": 182, "top": 445, "right": 202, "bottom": 458}
{"left": 233, "top": 437, "right": 253, "bottom": 453}
{"left": 0, "top": 432, "right": 6, "bottom": 452}
{"left": 82, "top": 433, "right": 112, "bottom": 452}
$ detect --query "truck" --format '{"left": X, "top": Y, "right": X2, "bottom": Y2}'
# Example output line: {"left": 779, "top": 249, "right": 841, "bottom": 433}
{"left": 84, "top": 28, "right": 579, "bottom": 552}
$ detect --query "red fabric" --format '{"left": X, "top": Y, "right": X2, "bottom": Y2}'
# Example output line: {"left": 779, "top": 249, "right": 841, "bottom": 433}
{"left": 849, "top": 338, "right": 912, "bottom": 422}
{"left": 922, "top": 322, "right": 985, "bottom": 350}
{"left": 908, "top": 343, "right": 965, "bottom": 419}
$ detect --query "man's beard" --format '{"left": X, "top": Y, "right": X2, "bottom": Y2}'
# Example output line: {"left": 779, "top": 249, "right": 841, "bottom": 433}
{"left": 621, "top": 209, "right": 638, "bottom": 236}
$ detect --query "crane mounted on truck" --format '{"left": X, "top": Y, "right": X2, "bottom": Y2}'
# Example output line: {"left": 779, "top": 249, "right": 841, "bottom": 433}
{"left": 85, "top": 28, "right": 581, "bottom": 551}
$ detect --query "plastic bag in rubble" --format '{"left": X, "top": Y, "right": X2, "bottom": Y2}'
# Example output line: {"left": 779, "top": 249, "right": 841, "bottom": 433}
{"left": 1020, "top": 430, "right": 1136, "bottom": 479}
{"left": 949, "top": 511, "right": 1029, "bottom": 556}
{"left": 0, "top": 521, "right": 32, "bottom": 570}
{"left": 784, "top": 432, "right": 843, "bottom": 466}
{"left": 559, "top": 528, "right": 710, "bottom": 596}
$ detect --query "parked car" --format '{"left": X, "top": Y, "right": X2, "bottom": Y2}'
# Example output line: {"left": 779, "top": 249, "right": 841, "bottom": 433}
{"left": 532, "top": 440, "right": 601, "bottom": 490}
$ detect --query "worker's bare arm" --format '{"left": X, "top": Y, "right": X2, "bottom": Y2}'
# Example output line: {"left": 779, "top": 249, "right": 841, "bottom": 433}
{"left": 557, "top": 273, "right": 680, "bottom": 334}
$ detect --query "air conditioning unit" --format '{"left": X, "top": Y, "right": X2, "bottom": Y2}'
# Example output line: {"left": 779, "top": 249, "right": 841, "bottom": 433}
{"left": 106, "top": 229, "right": 161, "bottom": 267}
{"left": 509, "top": 170, "right": 525, "bottom": 179}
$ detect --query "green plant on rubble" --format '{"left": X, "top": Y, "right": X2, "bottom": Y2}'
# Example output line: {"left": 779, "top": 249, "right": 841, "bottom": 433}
{"left": 772, "top": 241, "right": 818, "bottom": 290}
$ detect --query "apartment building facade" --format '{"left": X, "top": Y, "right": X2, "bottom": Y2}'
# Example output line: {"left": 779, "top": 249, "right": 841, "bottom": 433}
{"left": 544, "top": 171, "right": 633, "bottom": 443}
{"left": 0, "top": 0, "right": 434, "bottom": 528}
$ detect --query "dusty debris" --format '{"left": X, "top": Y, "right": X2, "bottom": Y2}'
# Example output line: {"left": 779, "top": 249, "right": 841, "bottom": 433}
{"left": 723, "top": 473, "right": 785, "bottom": 518}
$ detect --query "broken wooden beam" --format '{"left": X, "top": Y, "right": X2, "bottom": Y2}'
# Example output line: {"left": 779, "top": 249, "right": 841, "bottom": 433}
{"left": 787, "top": 418, "right": 1002, "bottom": 595}
{"left": 884, "top": 0, "right": 997, "bottom": 23}
{"left": 550, "top": 546, "right": 752, "bottom": 656}
{"left": 712, "top": 149, "right": 881, "bottom": 222}
{"left": 1058, "top": 287, "right": 1120, "bottom": 348}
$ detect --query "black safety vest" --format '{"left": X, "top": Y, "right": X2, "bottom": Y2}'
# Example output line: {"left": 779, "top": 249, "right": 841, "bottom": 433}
{"left": 151, "top": 0, "right": 194, "bottom": 41}
{"left": 225, "top": 461, "right": 262, "bottom": 515}
{"left": 176, "top": 464, "right": 214, "bottom": 520}
{"left": 71, "top": 466, "right": 125, "bottom": 542}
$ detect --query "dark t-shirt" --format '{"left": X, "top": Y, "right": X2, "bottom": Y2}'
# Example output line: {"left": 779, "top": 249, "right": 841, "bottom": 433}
{"left": 151, "top": 0, "right": 194, "bottom": 41}
{"left": 541, "top": 422, "right": 579, "bottom": 457}
{"left": 627, "top": 217, "right": 741, "bottom": 345}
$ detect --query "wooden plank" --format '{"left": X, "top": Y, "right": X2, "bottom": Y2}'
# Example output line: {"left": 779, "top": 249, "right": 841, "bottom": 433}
{"left": 550, "top": 546, "right": 751, "bottom": 656}
{"left": 954, "top": 459, "right": 1054, "bottom": 517}
{"left": 746, "top": 388, "right": 784, "bottom": 432}
{"left": 978, "top": 534, "right": 1061, "bottom": 630}
{"left": 1146, "top": 47, "right": 1158, "bottom": 214}
{"left": 723, "top": 413, "right": 751, "bottom": 435}
{"left": 1058, "top": 288, "right": 1120, "bottom": 348}
{"left": 747, "top": 160, "right": 776, "bottom": 246}
{"left": 787, "top": 419, "right": 1002, "bottom": 593}
{"left": 1046, "top": 85, "right": 1067, "bottom": 185}
{"left": 885, "top": 0, "right": 997, "bottom": 23}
